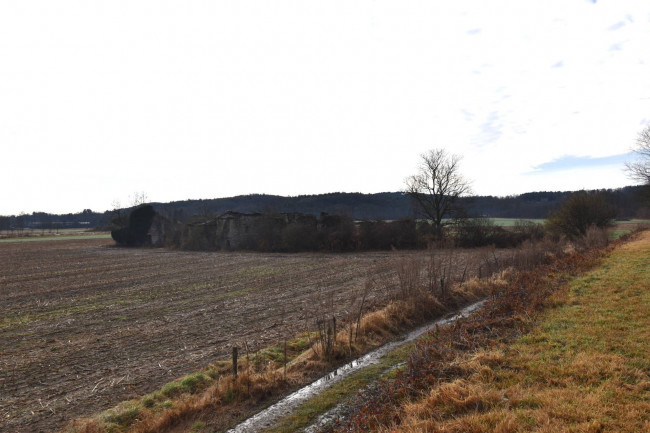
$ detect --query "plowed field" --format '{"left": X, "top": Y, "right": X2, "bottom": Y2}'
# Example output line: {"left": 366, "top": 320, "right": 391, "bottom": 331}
{"left": 0, "top": 238, "right": 493, "bottom": 432}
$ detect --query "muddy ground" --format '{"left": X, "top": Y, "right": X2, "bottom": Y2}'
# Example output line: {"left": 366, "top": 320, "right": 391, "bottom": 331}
{"left": 0, "top": 238, "right": 496, "bottom": 433}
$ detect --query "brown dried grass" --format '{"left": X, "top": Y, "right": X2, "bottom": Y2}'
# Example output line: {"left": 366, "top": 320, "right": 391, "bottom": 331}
{"left": 374, "top": 231, "right": 650, "bottom": 433}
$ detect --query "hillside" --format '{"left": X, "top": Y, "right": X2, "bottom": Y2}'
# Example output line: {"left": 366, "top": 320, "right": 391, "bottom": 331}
{"left": 1, "top": 186, "right": 646, "bottom": 231}
{"left": 154, "top": 186, "right": 646, "bottom": 222}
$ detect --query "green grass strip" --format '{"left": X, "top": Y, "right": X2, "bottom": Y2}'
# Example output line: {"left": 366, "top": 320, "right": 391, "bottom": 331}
{"left": 262, "top": 343, "right": 414, "bottom": 433}
{"left": 0, "top": 234, "right": 111, "bottom": 243}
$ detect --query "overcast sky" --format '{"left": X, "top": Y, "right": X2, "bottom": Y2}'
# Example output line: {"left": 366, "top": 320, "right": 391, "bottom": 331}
{"left": 1, "top": 1, "right": 650, "bottom": 215}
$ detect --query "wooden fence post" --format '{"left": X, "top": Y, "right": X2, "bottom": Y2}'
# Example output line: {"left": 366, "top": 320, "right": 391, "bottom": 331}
{"left": 232, "top": 346, "right": 238, "bottom": 378}
{"left": 283, "top": 340, "right": 287, "bottom": 379}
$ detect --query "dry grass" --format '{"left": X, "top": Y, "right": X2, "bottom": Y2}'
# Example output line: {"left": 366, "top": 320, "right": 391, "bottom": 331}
{"left": 380, "top": 231, "right": 650, "bottom": 432}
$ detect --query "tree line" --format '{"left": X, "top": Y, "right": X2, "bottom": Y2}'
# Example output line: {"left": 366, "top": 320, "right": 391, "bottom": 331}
{"left": 0, "top": 209, "right": 110, "bottom": 233}
{"left": 1, "top": 186, "right": 647, "bottom": 236}
{"left": 1, "top": 189, "right": 644, "bottom": 239}
{"left": 148, "top": 187, "right": 648, "bottom": 223}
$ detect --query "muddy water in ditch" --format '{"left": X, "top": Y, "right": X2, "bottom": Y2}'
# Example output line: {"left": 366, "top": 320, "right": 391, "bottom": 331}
{"left": 227, "top": 300, "right": 485, "bottom": 433}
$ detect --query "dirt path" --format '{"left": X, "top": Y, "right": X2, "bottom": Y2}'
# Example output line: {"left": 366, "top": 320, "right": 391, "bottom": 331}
{"left": 0, "top": 239, "right": 496, "bottom": 433}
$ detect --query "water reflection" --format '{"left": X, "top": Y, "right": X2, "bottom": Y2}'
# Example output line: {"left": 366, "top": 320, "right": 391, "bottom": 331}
{"left": 227, "top": 300, "right": 484, "bottom": 433}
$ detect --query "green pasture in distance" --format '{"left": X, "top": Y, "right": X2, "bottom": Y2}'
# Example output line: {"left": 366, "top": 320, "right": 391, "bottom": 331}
{"left": 0, "top": 233, "right": 111, "bottom": 243}
{"left": 436, "top": 218, "right": 545, "bottom": 227}
{"left": 614, "top": 219, "right": 650, "bottom": 225}
{"left": 608, "top": 219, "right": 650, "bottom": 240}
{"left": 489, "top": 218, "right": 545, "bottom": 227}
{"left": 466, "top": 218, "right": 649, "bottom": 228}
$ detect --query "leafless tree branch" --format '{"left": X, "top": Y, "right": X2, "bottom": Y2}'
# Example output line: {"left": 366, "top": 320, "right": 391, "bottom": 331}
{"left": 404, "top": 149, "right": 472, "bottom": 240}
{"left": 626, "top": 124, "right": 650, "bottom": 185}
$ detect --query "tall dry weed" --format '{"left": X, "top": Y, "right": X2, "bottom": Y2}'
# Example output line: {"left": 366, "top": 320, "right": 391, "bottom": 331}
{"left": 396, "top": 255, "right": 422, "bottom": 298}
{"left": 578, "top": 225, "right": 609, "bottom": 250}
{"left": 425, "top": 248, "right": 458, "bottom": 298}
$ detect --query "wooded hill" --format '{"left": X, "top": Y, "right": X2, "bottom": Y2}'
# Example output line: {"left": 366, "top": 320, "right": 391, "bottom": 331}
{"left": 155, "top": 186, "right": 647, "bottom": 222}
{"left": 1, "top": 186, "right": 647, "bottom": 231}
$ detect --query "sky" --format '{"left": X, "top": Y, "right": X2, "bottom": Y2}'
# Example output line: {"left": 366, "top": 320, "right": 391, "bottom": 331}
{"left": 1, "top": 1, "right": 650, "bottom": 215}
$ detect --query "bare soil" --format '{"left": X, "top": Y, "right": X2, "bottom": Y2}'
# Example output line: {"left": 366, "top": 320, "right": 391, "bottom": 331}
{"left": 0, "top": 238, "right": 494, "bottom": 433}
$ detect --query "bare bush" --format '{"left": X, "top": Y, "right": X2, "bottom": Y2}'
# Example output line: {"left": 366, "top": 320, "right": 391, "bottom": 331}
{"left": 454, "top": 217, "right": 498, "bottom": 247}
{"left": 578, "top": 225, "right": 610, "bottom": 250}
{"left": 315, "top": 316, "right": 337, "bottom": 360}
{"left": 425, "top": 248, "right": 459, "bottom": 299}
{"left": 513, "top": 219, "right": 545, "bottom": 240}
{"left": 396, "top": 256, "right": 422, "bottom": 299}
{"left": 477, "top": 245, "right": 501, "bottom": 278}
{"left": 507, "top": 238, "right": 563, "bottom": 271}
{"left": 353, "top": 279, "right": 373, "bottom": 343}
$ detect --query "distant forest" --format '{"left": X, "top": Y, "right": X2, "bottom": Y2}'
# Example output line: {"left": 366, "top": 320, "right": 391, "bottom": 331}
{"left": 1, "top": 186, "right": 648, "bottom": 231}
{"left": 147, "top": 186, "right": 650, "bottom": 222}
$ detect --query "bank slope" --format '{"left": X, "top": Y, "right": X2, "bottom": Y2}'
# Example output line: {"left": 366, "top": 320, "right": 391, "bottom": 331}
{"left": 379, "top": 231, "right": 650, "bottom": 432}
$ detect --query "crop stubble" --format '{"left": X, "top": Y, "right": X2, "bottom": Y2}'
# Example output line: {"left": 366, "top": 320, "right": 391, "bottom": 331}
{"left": 0, "top": 238, "right": 490, "bottom": 433}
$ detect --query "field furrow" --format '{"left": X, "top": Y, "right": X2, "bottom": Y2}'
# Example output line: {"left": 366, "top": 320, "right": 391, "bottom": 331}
{"left": 0, "top": 238, "right": 497, "bottom": 433}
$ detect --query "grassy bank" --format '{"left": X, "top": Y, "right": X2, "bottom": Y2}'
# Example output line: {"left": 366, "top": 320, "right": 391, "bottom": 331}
{"left": 341, "top": 231, "right": 649, "bottom": 432}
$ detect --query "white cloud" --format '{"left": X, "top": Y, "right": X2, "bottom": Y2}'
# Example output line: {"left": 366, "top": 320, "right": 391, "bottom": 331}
{"left": 1, "top": 1, "right": 649, "bottom": 214}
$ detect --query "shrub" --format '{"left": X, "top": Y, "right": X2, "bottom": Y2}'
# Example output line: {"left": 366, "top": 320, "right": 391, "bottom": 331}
{"left": 577, "top": 225, "right": 610, "bottom": 250}
{"left": 359, "top": 218, "right": 417, "bottom": 250}
{"left": 163, "top": 220, "right": 185, "bottom": 248}
{"left": 513, "top": 219, "right": 545, "bottom": 241}
{"left": 545, "top": 191, "right": 616, "bottom": 238}
{"left": 416, "top": 220, "right": 438, "bottom": 248}
{"left": 388, "top": 218, "right": 418, "bottom": 249}
{"left": 253, "top": 215, "right": 284, "bottom": 251}
{"left": 111, "top": 204, "right": 156, "bottom": 247}
{"left": 180, "top": 221, "right": 217, "bottom": 250}
{"left": 358, "top": 220, "right": 386, "bottom": 250}
{"left": 319, "top": 213, "right": 357, "bottom": 251}
{"left": 454, "top": 217, "right": 497, "bottom": 247}
{"left": 281, "top": 222, "right": 319, "bottom": 251}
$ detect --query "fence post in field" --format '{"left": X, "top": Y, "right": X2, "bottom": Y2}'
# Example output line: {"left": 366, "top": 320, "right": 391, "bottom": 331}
{"left": 348, "top": 322, "right": 353, "bottom": 357}
{"left": 283, "top": 340, "right": 287, "bottom": 379}
{"left": 326, "top": 321, "right": 332, "bottom": 360}
{"left": 245, "top": 341, "right": 250, "bottom": 395}
{"left": 232, "top": 346, "right": 238, "bottom": 378}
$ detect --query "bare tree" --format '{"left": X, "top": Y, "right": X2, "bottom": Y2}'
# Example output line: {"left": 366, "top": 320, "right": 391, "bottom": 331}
{"left": 110, "top": 199, "right": 126, "bottom": 230}
{"left": 405, "top": 149, "right": 472, "bottom": 240}
{"left": 625, "top": 124, "right": 650, "bottom": 185}
{"left": 130, "top": 191, "right": 149, "bottom": 207}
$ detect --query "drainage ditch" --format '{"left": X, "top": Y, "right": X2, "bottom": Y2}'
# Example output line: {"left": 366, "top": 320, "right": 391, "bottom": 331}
{"left": 227, "top": 300, "right": 485, "bottom": 433}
